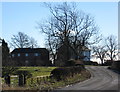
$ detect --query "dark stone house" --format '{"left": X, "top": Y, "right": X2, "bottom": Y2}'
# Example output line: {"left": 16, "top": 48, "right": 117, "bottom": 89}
{"left": 11, "top": 48, "right": 50, "bottom": 66}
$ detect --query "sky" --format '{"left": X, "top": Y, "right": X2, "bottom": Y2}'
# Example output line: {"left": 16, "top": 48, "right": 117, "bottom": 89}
{"left": 2, "top": 2, "right": 118, "bottom": 50}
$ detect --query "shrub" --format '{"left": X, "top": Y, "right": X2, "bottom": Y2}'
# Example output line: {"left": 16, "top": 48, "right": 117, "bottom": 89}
{"left": 92, "top": 62, "right": 98, "bottom": 66}
{"left": 84, "top": 61, "right": 98, "bottom": 66}
{"left": 50, "top": 65, "right": 85, "bottom": 81}
{"left": 84, "top": 61, "right": 92, "bottom": 65}
{"left": 65, "top": 59, "right": 76, "bottom": 66}
{"left": 50, "top": 68, "right": 69, "bottom": 81}
{"left": 104, "top": 60, "right": 113, "bottom": 66}
{"left": 111, "top": 61, "right": 120, "bottom": 71}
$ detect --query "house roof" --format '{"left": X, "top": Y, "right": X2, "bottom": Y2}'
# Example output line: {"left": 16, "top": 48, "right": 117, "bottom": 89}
{"left": 11, "top": 48, "right": 49, "bottom": 53}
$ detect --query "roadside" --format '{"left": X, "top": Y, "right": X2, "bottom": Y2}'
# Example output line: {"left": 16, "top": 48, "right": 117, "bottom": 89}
{"left": 53, "top": 66, "right": 118, "bottom": 91}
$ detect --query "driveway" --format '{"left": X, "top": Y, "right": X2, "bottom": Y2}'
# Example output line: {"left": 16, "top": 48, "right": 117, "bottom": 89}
{"left": 51, "top": 66, "right": 119, "bottom": 92}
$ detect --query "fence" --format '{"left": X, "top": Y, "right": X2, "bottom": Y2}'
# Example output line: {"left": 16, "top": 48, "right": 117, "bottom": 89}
{"left": 2, "top": 75, "right": 52, "bottom": 88}
{"left": 29, "top": 75, "right": 52, "bottom": 85}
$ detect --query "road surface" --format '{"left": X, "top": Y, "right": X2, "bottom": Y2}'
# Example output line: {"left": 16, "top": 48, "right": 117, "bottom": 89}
{"left": 51, "top": 66, "right": 119, "bottom": 92}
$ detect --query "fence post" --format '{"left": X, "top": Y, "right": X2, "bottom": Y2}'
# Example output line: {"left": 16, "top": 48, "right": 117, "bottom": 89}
{"left": 18, "top": 74, "right": 24, "bottom": 86}
{"left": 37, "top": 77, "right": 39, "bottom": 84}
{"left": 46, "top": 76, "right": 49, "bottom": 81}
{"left": 4, "top": 75, "right": 10, "bottom": 86}
{"left": 31, "top": 78, "right": 33, "bottom": 84}
{"left": 23, "top": 74, "right": 26, "bottom": 85}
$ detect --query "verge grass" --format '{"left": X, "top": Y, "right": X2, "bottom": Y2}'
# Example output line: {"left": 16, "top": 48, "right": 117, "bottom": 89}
{"left": 18, "top": 67, "right": 57, "bottom": 77}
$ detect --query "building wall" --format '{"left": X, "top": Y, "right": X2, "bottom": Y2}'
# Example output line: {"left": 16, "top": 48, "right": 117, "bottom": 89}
{"left": 83, "top": 51, "right": 90, "bottom": 61}
{"left": 11, "top": 49, "right": 50, "bottom": 66}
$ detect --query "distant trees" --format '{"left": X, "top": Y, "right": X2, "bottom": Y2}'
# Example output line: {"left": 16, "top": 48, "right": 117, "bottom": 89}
{"left": 0, "top": 37, "right": 2, "bottom": 45}
{"left": 2, "top": 39, "right": 18, "bottom": 86}
{"left": 45, "top": 35, "right": 60, "bottom": 63}
{"left": 92, "top": 35, "right": 118, "bottom": 65}
{"left": 10, "top": 32, "right": 38, "bottom": 48}
{"left": 2, "top": 39, "right": 9, "bottom": 66}
{"left": 38, "top": 2, "right": 100, "bottom": 62}
{"left": 92, "top": 45, "right": 107, "bottom": 65}
{"left": 105, "top": 35, "right": 118, "bottom": 61}
{"left": 2, "top": 39, "right": 17, "bottom": 66}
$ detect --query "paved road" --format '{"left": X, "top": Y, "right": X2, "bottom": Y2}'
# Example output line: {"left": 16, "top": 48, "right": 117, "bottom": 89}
{"left": 51, "top": 66, "right": 119, "bottom": 92}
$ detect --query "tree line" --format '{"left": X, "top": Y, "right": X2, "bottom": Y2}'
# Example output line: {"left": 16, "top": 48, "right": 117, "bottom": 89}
{"left": 37, "top": 2, "right": 118, "bottom": 65}
{"left": 1, "top": 2, "right": 118, "bottom": 66}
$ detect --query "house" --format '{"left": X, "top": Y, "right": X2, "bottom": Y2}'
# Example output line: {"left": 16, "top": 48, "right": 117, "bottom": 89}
{"left": 80, "top": 46, "right": 91, "bottom": 61}
{"left": 55, "top": 45, "right": 90, "bottom": 66}
{"left": 11, "top": 48, "right": 50, "bottom": 66}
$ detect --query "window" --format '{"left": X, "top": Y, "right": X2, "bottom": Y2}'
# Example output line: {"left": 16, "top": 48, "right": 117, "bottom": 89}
{"left": 34, "top": 53, "right": 39, "bottom": 56}
{"left": 18, "top": 53, "right": 20, "bottom": 57}
{"left": 25, "top": 53, "right": 28, "bottom": 57}
{"left": 12, "top": 54, "right": 15, "bottom": 57}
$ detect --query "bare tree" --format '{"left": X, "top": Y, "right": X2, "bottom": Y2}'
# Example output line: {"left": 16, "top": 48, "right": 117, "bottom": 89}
{"left": 38, "top": 2, "right": 100, "bottom": 61}
{"left": 92, "top": 45, "right": 107, "bottom": 65}
{"left": 0, "top": 37, "right": 2, "bottom": 46}
{"left": 45, "top": 35, "right": 60, "bottom": 63}
{"left": 105, "top": 35, "right": 118, "bottom": 61}
{"left": 92, "top": 35, "right": 118, "bottom": 65}
{"left": 10, "top": 32, "right": 38, "bottom": 48}
{"left": 29, "top": 37, "right": 38, "bottom": 48}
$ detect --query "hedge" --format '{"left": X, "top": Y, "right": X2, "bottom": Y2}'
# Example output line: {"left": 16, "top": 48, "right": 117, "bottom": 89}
{"left": 50, "top": 65, "right": 85, "bottom": 81}
{"left": 111, "top": 61, "right": 120, "bottom": 71}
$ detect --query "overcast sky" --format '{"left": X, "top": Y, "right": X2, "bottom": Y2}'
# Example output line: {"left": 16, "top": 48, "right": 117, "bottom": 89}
{"left": 2, "top": 2, "right": 118, "bottom": 49}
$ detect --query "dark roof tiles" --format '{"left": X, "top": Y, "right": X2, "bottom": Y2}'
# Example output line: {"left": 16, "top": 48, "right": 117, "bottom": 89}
{"left": 11, "top": 48, "right": 49, "bottom": 53}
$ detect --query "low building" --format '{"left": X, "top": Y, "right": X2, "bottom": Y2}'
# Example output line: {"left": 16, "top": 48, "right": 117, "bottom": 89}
{"left": 11, "top": 48, "right": 50, "bottom": 66}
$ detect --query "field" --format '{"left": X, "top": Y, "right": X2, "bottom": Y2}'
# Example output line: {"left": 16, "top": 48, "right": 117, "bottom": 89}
{"left": 17, "top": 66, "right": 57, "bottom": 77}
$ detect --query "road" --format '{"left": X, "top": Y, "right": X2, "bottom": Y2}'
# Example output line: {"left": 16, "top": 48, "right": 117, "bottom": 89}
{"left": 51, "top": 66, "right": 119, "bottom": 92}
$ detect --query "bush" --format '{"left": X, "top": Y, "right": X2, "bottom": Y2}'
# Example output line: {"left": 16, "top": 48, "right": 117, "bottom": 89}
{"left": 50, "top": 68, "right": 69, "bottom": 81}
{"left": 50, "top": 65, "right": 85, "bottom": 81}
{"left": 84, "top": 61, "right": 92, "bottom": 65}
{"left": 65, "top": 59, "right": 76, "bottom": 66}
{"left": 111, "top": 61, "right": 120, "bottom": 71}
{"left": 84, "top": 61, "right": 98, "bottom": 66}
{"left": 108, "top": 66, "right": 111, "bottom": 69}
{"left": 92, "top": 62, "right": 98, "bottom": 66}
{"left": 104, "top": 60, "right": 113, "bottom": 66}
